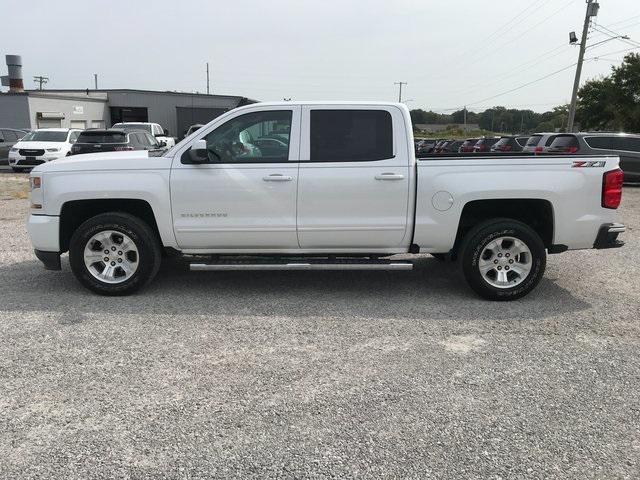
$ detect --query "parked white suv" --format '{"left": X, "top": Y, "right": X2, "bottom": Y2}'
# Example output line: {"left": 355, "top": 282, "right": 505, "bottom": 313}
{"left": 27, "top": 102, "right": 625, "bottom": 300}
{"left": 9, "top": 128, "right": 81, "bottom": 172}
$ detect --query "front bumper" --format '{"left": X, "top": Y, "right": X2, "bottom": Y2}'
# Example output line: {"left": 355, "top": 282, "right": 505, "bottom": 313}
{"left": 9, "top": 153, "right": 64, "bottom": 167}
{"left": 593, "top": 223, "right": 626, "bottom": 249}
{"left": 27, "top": 214, "right": 60, "bottom": 252}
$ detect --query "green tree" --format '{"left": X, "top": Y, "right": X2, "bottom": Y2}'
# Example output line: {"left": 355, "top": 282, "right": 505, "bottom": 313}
{"left": 577, "top": 53, "right": 640, "bottom": 132}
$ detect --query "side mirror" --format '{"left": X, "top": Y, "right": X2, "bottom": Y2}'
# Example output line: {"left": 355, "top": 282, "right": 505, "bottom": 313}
{"left": 188, "top": 139, "right": 210, "bottom": 163}
{"left": 164, "top": 129, "right": 169, "bottom": 136}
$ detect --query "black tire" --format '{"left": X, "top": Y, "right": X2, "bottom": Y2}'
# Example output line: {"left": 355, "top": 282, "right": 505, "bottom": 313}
{"left": 431, "top": 253, "right": 447, "bottom": 262}
{"left": 459, "top": 218, "right": 546, "bottom": 301}
{"left": 69, "top": 212, "right": 162, "bottom": 296}
{"left": 11, "top": 167, "right": 24, "bottom": 173}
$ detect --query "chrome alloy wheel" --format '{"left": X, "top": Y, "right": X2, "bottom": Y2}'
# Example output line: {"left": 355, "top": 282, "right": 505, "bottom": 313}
{"left": 478, "top": 236, "right": 532, "bottom": 289}
{"left": 83, "top": 230, "right": 139, "bottom": 284}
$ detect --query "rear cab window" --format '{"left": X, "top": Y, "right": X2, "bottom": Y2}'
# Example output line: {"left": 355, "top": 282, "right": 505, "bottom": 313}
{"left": 310, "top": 110, "right": 393, "bottom": 162}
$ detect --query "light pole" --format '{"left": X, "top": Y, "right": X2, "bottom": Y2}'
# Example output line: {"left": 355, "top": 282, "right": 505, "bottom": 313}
{"left": 567, "top": 0, "right": 599, "bottom": 132}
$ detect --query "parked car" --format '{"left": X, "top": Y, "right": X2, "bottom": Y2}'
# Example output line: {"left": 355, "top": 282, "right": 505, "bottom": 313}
{"left": 546, "top": 132, "right": 640, "bottom": 181}
{"left": 27, "top": 102, "right": 625, "bottom": 301}
{"left": 0, "top": 128, "right": 29, "bottom": 166}
{"left": 440, "top": 140, "right": 464, "bottom": 153}
{"left": 460, "top": 138, "right": 480, "bottom": 153}
{"left": 433, "top": 139, "right": 449, "bottom": 153}
{"left": 473, "top": 137, "right": 500, "bottom": 153}
{"left": 111, "top": 122, "right": 175, "bottom": 148}
{"left": 491, "top": 135, "right": 530, "bottom": 152}
{"left": 8, "top": 128, "right": 81, "bottom": 172}
{"left": 522, "top": 133, "right": 561, "bottom": 154}
{"left": 416, "top": 139, "right": 436, "bottom": 156}
{"left": 70, "top": 129, "right": 166, "bottom": 156}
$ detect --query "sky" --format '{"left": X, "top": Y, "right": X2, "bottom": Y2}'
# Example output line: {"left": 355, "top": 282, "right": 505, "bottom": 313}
{"left": 1, "top": 0, "right": 639, "bottom": 113}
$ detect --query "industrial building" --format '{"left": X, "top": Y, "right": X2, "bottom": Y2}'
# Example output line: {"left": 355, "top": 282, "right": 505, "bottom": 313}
{"left": 0, "top": 55, "right": 257, "bottom": 137}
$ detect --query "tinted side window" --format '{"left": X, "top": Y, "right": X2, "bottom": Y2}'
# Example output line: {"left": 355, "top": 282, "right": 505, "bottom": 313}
{"left": 551, "top": 135, "right": 579, "bottom": 148}
{"left": 545, "top": 135, "right": 558, "bottom": 146}
{"left": 310, "top": 110, "right": 393, "bottom": 162}
{"left": 2, "top": 130, "right": 18, "bottom": 141}
{"left": 584, "top": 136, "right": 612, "bottom": 149}
{"left": 525, "top": 135, "right": 542, "bottom": 146}
{"left": 612, "top": 137, "right": 640, "bottom": 152}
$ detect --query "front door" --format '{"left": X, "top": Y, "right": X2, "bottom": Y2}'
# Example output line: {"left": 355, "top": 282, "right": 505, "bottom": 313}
{"left": 171, "top": 106, "right": 301, "bottom": 250}
{"left": 297, "top": 106, "right": 411, "bottom": 249}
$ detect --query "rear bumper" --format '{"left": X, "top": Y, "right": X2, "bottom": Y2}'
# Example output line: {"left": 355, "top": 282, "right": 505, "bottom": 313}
{"left": 593, "top": 223, "right": 626, "bottom": 249}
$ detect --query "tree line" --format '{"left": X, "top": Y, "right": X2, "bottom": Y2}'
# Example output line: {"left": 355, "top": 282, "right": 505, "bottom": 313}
{"left": 410, "top": 53, "right": 640, "bottom": 134}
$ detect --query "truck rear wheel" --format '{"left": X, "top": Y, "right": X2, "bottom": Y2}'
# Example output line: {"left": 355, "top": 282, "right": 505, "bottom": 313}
{"left": 459, "top": 219, "right": 546, "bottom": 301}
{"left": 69, "top": 212, "right": 161, "bottom": 295}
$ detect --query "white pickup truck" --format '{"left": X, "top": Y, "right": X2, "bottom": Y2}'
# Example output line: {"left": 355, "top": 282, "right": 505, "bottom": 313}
{"left": 27, "top": 102, "right": 626, "bottom": 300}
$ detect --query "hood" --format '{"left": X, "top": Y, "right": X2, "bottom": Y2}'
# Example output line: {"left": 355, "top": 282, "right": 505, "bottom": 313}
{"left": 14, "top": 140, "right": 71, "bottom": 150}
{"left": 32, "top": 150, "right": 173, "bottom": 173}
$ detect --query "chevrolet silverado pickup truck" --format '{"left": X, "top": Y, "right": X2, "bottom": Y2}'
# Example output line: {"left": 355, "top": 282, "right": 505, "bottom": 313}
{"left": 27, "top": 102, "right": 626, "bottom": 300}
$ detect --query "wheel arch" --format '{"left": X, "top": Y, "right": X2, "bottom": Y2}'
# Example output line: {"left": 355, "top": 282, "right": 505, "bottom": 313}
{"left": 59, "top": 199, "right": 162, "bottom": 253}
{"left": 453, "top": 198, "right": 555, "bottom": 255}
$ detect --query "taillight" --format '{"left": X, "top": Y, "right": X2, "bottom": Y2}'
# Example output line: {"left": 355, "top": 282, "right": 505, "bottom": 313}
{"left": 114, "top": 146, "right": 134, "bottom": 151}
{"left": 534, "top": 146, "right": 543, "bottom": 154}
{"left": 566, "top": 146, "right": 578, "bottom": 154}
{"left": 602, "top": 169, "right": 624, "bottom": 209}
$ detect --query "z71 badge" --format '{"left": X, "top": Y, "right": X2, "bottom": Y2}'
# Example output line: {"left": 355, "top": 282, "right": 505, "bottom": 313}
{"left": 572, "top": 161, "right": 606, "bottom": 168}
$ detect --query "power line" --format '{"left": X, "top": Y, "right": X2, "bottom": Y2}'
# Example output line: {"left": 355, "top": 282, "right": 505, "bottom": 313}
{"left": 466, "top": 62, "right": 578, "bottom": 107}
{"left": 451, "top": 0, "right": 551, "bottom": 61}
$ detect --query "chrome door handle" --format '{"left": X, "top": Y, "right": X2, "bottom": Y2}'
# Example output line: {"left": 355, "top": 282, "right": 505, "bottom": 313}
{"left": 375, "top": 173, "right": 405, "bottom": 180}
{"left": 263, "top": 174, "right": 293, "bottom": 182}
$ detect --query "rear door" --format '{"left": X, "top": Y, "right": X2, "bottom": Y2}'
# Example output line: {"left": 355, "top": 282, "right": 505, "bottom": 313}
{"left": 296, "top": 106, "right": 411, "bottom": 249}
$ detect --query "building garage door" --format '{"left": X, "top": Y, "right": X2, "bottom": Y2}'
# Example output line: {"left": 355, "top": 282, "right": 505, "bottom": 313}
{"left": 37, "top": 118, "right": 62, "bottom": 128}
{"left": 176, "top": 107, "right": 228, "bottom": 139}
{"left": 70, "top": 120, "right": 86, "bottom": 129}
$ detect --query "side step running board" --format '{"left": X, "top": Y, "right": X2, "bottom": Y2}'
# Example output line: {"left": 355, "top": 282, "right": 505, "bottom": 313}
{"left": 190, "top": 262, "right": 413, "bottom": 271}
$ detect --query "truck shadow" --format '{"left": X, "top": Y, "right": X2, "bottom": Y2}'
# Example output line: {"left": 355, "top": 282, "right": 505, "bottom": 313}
{"left": 0, "top": 255, "right": 591, "bottom": 322}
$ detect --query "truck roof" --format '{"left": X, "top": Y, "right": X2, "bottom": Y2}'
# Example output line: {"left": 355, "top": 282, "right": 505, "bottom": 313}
{"left": 244, "top": 101, "right": 406, "bottom": 108}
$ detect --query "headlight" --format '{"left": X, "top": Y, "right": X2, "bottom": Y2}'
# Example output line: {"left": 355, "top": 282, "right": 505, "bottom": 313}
{"left": 10, "top": 147, "right": 18, "bottom": 153}
{"left": 30, "top": 176, "right": 42, "bottom": 190}
{"left": 46, "top": 148, "right": 60, "bottom": 152}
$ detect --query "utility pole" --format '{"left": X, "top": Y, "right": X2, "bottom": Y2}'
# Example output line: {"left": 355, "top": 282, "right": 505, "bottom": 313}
{"left": 33, "top": 75, "right": 48, "bottom": 90}
{"left": 567, "top": 0, "right": 599, "bottom": 132}
{"left": 94, "top": 74, "right": 98, "bottom": 90}
{"left": 394, "top": 81, "right": 407, "bottom": 102}
{"left": 463, "top": 106, "right": 467, "bottom": 128}
{"left": 206, "top": 62, "right": 210, "bottom": 95}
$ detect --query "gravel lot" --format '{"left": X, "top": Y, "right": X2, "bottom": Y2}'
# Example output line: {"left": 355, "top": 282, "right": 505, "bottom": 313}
{"left": 1, "top": 175, "right": 639, "bottom": 479}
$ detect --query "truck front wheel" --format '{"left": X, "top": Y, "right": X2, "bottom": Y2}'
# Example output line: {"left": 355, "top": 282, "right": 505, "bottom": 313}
{"left": 459, "top": 219, "right": 546, "bottom": 301}
{"left": 69, "top": 212, "right": 162, "bottom": 296}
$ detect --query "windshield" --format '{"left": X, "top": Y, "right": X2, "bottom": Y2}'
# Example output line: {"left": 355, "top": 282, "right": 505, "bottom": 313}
{"left": 22, "top": 131, "right": 68, "bottom": 142}
{"left": 77, "top": 132, "right": 127, "bottom": 143}
{"left": 113, "top": 123, "right": 152, "bottom": 133}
